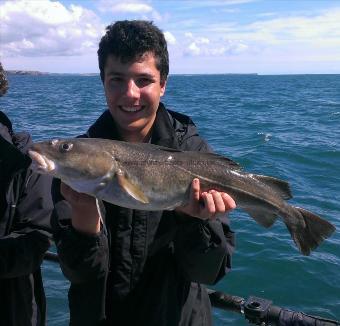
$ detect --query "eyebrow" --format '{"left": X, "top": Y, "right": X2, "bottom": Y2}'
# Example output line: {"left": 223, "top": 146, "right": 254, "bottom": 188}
{"left": 106, "top": 71, "right": 155, "bottom": 78}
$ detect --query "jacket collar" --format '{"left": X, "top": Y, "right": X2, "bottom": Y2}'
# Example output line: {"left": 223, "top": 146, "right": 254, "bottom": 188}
{"left": 86, "top": 110, "right": 120, "bottom": 140}
{"left": 87, "top": 102, "right": 180, "bottom": 149}
{"left": 0, "top": 111, "right": 13, "bottom": 134}
{"left": 150, "top": 103, "right": 179, "bottom": 149}
{"left": 0, "top": 132, "right": 32, "bottom": 180}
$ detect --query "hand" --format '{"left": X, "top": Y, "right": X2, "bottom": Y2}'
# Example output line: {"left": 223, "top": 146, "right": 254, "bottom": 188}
{"left": 175, "top": 178, "right": 236, "bottom": 220}
{"left": 60, "top": 182, "right": 101, "bottom": 235}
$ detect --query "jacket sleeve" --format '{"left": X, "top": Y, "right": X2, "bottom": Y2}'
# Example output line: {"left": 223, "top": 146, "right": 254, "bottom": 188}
{"left": 174, "top": 215, "right": 234, "bottom": 285}
{"left": 173, "top": 124, "right": 235, "bottom": 285}
{"left": 51, "top": 179, "right": 109, "bottom": 284}
{"left": 0, "top": 170, "right": 53, "bottom": 278}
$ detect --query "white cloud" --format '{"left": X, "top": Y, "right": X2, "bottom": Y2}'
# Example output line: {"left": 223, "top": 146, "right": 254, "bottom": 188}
{"left": 96, "top": 0, "right": 162, "bottom": 21}
{"left": 196, "top": 37, "right": 210, "bottom": 45}
{"left": 177, "top": 7, "right": 340, "bottom": 63}
{"left": 209, "top": 7, "right": 340, "bottom": 46}
{"left": 209, "top": 47, "right": 226, "bottom": 56}
{"left": 0, "top": 0, "right": 104, "bottom": 57}
{"left": 99, "top": 2, "right": 153, "bottom": 14}
{"left": 180, "top": 30, "right": 249, "bottom": 57}
{"left": 1, "top": 0, "right": 339, "bottom": 74}
{"left": 220, "top": 0, "right": 256, "bottom": 4}
{"left": 164, "top": 31, "right": 176, "bottom": 45}
{"left": 183, "top": 38, "right": 248, "bottom": 57}
{"left": 186, "top": 42, "right": 201, "bottom": 56}
{"left": 213, "top": 8, "right": 239, "bottom": 14}
{"left": 172, "top": 0, "right": 257, "bottom": 11}
{"left": 228, "top": 42, "right": 248, "bottom": 54}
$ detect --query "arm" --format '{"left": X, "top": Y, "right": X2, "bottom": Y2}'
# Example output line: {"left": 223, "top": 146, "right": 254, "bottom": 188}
{"left": 0, "top": 171, "right": 52, "bottom": 278}
{"left": 174, "top": 179, "right": 235, "bottom": 284}
{"left": 51, "top": 179, "right": 109, "bottom": 283}
{"left": 173, "top": 133, "right": 236, "bottom": 284}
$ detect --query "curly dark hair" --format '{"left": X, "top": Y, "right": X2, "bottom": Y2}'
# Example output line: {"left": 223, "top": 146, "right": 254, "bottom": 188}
{"left": 98, "top": 20, "right": 169, "bottom": 83}
{"left": 0, "top": 62, "right": 9, "bottom": 97}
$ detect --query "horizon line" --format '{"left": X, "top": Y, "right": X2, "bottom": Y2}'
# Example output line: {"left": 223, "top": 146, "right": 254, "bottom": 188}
{"left": 5, "top": 70, "right": 340, "bottom": 77}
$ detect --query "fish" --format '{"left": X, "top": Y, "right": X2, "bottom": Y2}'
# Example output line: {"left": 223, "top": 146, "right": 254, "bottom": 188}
{"left": 28, "top": 137, "right": 336, "bottom": 255}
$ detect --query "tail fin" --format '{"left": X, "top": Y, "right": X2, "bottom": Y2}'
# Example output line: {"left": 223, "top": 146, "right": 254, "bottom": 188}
{"left": 287, "top": 207, "right": 335, "bottom": 255}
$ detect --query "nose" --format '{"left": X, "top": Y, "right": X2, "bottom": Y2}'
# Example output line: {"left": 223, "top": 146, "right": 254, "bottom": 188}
{"left": 124, "top": 79, "right": 140, "bottom": 99}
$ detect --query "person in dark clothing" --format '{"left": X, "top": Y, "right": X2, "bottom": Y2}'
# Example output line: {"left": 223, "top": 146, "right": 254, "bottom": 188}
{"left": 52, "top": 20, "right": 236, "bottom": 326}
{"left": 0, "top": 62, "right": 53, "bottom": 326}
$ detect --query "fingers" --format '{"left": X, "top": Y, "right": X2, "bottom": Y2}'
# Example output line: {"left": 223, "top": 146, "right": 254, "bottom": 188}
{"left": 170, "top": 178, "right": 237, "bottom": 220}
{"left": 210, "top": 190, "right": 226, "bottom": 212}
{"left": 201, "top": 192, "right": 215, "bottom": 217}
{"left": 60, "top": 182, "right": 101, "bottom": 234}
{"left": 201, "top": 190, "right": 236, "bottom": 220}
{"left": 60, "top": 182, "right": 95, "bottom": 205}
{"left": 60, "top": 182, "right": 74, "bottom": 200}
{"left": 221, "top": 192, "right": 236, "bottom": 210}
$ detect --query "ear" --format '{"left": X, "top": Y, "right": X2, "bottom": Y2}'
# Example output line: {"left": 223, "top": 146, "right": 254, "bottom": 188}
{"left": 160, "top": 78, "right": 167, "bottom": 97}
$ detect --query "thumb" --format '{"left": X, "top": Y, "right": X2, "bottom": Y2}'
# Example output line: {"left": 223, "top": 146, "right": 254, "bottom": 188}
{"left": 190, "top": 178, "right": 200, "bottom": 203}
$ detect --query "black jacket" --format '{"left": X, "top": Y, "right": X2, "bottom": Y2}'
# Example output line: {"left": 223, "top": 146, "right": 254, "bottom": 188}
{"left": 0, "top": 111, "right": 53, "bottom": 326}
{"left": 52, "top": 104, "right": 235, "bottom": 326}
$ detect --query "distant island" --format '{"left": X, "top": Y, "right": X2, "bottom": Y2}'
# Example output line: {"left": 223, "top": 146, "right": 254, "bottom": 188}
{"left": 5, "top": 70, "right": 99, "bottom": 76}
{"left": 6, "top": 70, "right": 49, "bottom": 76}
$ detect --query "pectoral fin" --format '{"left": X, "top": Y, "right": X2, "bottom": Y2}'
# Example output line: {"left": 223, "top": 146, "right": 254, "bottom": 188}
{"left": 116, "top": 171, "right": 149, "bottom": 204}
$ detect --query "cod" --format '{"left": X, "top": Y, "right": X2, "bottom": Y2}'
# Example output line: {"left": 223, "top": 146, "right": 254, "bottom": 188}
{"left": 28, "top": 138, "right": 335, "bottom": 256}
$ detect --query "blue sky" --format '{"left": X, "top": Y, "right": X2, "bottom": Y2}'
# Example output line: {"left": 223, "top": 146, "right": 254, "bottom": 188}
{"left": 1, "top": 0, "right": 340, "bottom": 74}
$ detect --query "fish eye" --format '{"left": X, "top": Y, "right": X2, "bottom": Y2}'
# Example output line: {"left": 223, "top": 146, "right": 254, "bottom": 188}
{"left": 60, "top": 143, "right": 73, "bottom": 152}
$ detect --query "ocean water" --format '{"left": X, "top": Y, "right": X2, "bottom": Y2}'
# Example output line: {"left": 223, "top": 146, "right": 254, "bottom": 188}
{"left": 2, "top": 74, "right": 340, "bottom": 325}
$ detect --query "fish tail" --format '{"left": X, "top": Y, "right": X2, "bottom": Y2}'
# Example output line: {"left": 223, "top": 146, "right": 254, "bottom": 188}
{"left": 286, "top": 207, "right": 336, "bottom": 255}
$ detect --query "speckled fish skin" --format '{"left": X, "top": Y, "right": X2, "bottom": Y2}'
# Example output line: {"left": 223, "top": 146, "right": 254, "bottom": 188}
{"left": 28, "top": 138, "right": 335, "bottom": 255}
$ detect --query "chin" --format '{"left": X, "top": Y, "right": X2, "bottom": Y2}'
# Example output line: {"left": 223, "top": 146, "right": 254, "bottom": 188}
{"left": 125, "top": 123, "right": 147, "bottom": 131}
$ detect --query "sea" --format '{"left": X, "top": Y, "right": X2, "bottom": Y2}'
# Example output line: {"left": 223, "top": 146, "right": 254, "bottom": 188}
{"left": 1, "top": 74, "right": 340, "bottom": 325}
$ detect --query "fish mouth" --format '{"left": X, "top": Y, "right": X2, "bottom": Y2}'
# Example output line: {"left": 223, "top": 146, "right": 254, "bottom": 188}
{"left": 28, "top": 150, "right": 56, "bottom": 173}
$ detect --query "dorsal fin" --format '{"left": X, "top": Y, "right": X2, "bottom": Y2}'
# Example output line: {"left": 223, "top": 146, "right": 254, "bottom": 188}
{"left": 252, "top": 174, "right": 293, "bottom": 200}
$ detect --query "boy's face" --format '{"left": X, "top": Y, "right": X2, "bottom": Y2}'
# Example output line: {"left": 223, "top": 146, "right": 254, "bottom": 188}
{"left": 103, "top": 52, "right": 167, "bottom": 142}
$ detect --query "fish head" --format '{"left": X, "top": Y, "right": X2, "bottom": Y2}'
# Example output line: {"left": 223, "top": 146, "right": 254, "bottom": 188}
{"left": 28, "top": 138, "right": 116, "bottom": 183}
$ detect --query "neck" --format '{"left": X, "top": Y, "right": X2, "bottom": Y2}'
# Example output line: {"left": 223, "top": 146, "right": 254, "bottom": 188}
{"left": 119, "top": 126, "right": 153, "bottom": 143}
{"left": 118, "top": 115, "right": 156, "bottom": 143}
{"left": 122, "top": 133, "right": 151, "bottom": 143}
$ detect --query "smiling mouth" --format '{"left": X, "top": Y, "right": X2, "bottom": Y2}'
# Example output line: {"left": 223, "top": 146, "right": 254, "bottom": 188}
{"left": 119, "top": 106, "right": 145, "bottom": 113}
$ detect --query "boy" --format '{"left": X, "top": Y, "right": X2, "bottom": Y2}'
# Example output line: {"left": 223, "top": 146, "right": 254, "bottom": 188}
{"left": 53, "top": 20, "right": 235, "bottom": 326}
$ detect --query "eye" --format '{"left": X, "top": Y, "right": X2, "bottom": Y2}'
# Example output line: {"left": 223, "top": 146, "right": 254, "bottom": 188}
{"left": 112, "top": 76, "right": 123, "bottom": 82}
{"left": 59, "top": 142, "right": 73, "bottom": 152}
{"left": 136, "top": 77, "right": 153, "bottom": 87}
{"left": 108, "top": 77, "right": 123, "bottom": 86}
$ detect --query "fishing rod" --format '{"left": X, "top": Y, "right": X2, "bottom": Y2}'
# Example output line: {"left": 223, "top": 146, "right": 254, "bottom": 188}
{"left": 44, "top": 252, "right": 340, "bottom": 326}
{"left": 208, "top": 289, "right": 340, "bottom": 326}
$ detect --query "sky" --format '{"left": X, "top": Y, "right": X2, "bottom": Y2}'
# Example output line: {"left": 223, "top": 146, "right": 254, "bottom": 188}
{"left": 1, "top": 0, "right": 340, "bottom": 75}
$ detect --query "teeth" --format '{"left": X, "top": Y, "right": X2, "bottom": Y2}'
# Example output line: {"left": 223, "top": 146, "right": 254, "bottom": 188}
{"left": 28, "top": 150, "right": 55, "bottom": 173}
{"left": 120, "top": 106, "right": 143, "bottom": 112}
